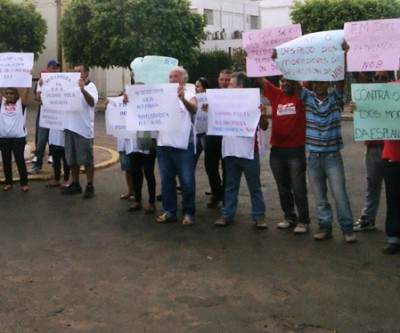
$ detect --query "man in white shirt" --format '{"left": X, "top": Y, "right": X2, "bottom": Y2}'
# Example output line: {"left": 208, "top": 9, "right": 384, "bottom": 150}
{"left": 62, "top": 63, "right": 98, "bottom": 198}
{"left": 156, "top": 67, "right": 197, "bottom": 226}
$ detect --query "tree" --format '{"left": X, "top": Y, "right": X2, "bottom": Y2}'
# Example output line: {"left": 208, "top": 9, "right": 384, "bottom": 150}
{"left": 60, "top": 0, "right": 206, "bottom": 69}
{"left": 291, "top": 0, "right": 400, "bottom": 34}
{"left": 0, "top": 0, "right": 47, "bottom": 59}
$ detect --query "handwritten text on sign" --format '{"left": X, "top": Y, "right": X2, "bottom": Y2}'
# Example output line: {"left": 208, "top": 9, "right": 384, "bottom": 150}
{"left": 0, "top": 52, "right": 33, "bottom": 88}
{"left": 351, "top": 83, "right": 400, "bottom": 141}
{"left": 243, "top": 24, "right": 302, "bottom": 77}
{"left": 39, "top": 108, "right": 65, "bottom": 130}
{"left": 130, "top": 56, "right": 179, "bottom": 84}
{"left": 195, "top": 93, "right": 208, "bottom": 134}
{"left": 206, "top": 88, "right": 261, "bottom": 137}
{"left": 345, "top": 19, "right": 400, "bottom": 72}
{"left": 105, "top": 96, "right": 135, "bottom": 139}
{"left": 41, "top": 73, "right": 82, "bottom": 112}
{"left": 125, "top": 83, "right": 180, "bottom": 131}
{"left": 275, "top": 30, "right": 344, "bottom": 81}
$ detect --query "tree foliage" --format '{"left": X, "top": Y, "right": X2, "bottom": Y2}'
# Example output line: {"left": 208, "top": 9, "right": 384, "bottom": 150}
{"left": 291, "top": 0, "right": 400, "bottom": 34}
{"left": 60, "top": 0, "right": 206, "bottom": 68}
{"left": 0, "top": 0, "right": 47, "bottom": 59}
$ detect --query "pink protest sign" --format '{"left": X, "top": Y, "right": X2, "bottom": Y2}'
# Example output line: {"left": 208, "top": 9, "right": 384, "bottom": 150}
{"left": 243, "top": 24, "right": 302, "bottom": 77}
{"left": 345, "top": 18, "right": 400, "bottom": 72}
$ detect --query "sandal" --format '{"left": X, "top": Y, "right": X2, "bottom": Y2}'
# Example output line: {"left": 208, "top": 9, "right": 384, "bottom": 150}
{"left": 182, "top": 216, "right": 194, "bottom": 227}
{"left": 156, "top": 212, "right": 177, "bottom": 223}
{"left": 3, "top": 185, "right": 13, "bottom": 191}
{"left": 144, "top": 203, "right": 156, "bottom": 215}
{"left": 21, "top": 185, "right": 29, "bottom": 192}
{"left": 120, "top": 193, "right": 134, "bottom": 200}
{"left": 128, "top": 201, "right": 142, "bottom": 212}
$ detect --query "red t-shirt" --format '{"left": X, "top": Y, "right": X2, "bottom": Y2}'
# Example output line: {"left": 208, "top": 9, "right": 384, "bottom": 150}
{"left": 381, "top": 80, "right": 400, "bottom": 161}
{"left": 263, "top": 80, "right": 306, "bottom": 147}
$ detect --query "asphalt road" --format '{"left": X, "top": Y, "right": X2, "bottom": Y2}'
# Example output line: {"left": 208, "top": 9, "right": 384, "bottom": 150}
{"left": 0, "top": 107, "right": 398, "bottom": 333}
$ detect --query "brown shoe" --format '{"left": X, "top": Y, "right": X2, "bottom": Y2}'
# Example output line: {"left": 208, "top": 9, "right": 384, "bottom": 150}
{"left": 128, "top": 201, "right": 142, "bottom": 211}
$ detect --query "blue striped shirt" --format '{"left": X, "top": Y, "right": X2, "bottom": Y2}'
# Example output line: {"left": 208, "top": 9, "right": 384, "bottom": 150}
{"left": 300, "top": 87, "right": 343, "bottom": 152}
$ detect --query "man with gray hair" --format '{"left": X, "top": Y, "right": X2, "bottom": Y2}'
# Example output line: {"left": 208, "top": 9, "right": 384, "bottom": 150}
{"left": 156, "top": 66, "right": 198, "bottom": 226}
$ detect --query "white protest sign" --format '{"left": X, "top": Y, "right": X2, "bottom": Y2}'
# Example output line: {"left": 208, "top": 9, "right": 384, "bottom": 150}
{"left": 345, "top": 18, "right": 400, "bottom": 72}
{"left": 195, "top": 93, "right": 208, "bottom": 134}
{"left": 125, "top": 83, "right": 180, "bottom": 131}
{"left": 130, "top": 56, "right": 179, "bottom": 84}
{"left": 243, "top": 24, "right": 302, "bottom": 77}
{"left": 39, "top": 108, "right": 65, "bottom": 130}
{"left": 206, "top": 88, "right": 261, "bottom": 137}
{"left": 41, "top": 73, "right": 82, "bottom": 111}
{"left": 0, "top": 52, "right": 34, "bottom": 87}
{"left": 105, "top": 96, "right": 136, "bottom": 139}
{"left": 275, "top": 30, "right": 345, "bottom": 81}
{"left": 351, "top": 83, "right": 400, "bottom": 141}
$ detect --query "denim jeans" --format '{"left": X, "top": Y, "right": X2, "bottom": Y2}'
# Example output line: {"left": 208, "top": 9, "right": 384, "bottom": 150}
{"left": 307, "top": 151, "right": 353, "bottom": 232}
{"left": 382, "top": 160, "right": 400, "bottom": 244}
{"left": 195, "top": 133, "right": 206, "bottom": 167}
{"left": 157, "top": 143, "right": 196, "bottom": 217}
{"left": 34, "top": 121, "right": 50, "bottom": 168}
{"left": 360, "top": 144, "right": 384, "bottom": 222}
{"left": 269, "top": 146, "right": 310, "bottom": 224}
{"left": 221, "top": 154, "right": 266, "bottom": 221}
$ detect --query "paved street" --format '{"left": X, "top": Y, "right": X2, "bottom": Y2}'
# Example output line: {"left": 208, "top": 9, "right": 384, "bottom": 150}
{"left": 0, "top": 105, "right": 399, "bottom": 333}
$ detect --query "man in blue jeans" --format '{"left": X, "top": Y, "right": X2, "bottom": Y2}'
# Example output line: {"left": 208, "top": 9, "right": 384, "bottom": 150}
{"left": 156, "top": 67, "right": 197, "bottom": 226}
{"left": 299, "top": 80, "right": 356, "bottom": 243}
{"left": 214, "top": 72, "right": 269, "bottom": 229}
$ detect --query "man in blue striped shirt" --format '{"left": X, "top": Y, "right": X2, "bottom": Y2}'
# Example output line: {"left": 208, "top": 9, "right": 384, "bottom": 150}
{"left": 299, "top": 80, "right": 356, "bottom": 243}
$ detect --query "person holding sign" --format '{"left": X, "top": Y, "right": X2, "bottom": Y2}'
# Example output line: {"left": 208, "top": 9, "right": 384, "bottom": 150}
{"left": 296, "top": 48, "right": 356, "bottom": 243}
{"left": 214, "top": 72, "right": 269, "bottom": 229}
{"left": 0, "top": 87, "right": 30, "bottom": 192}
{"left": 62, "top": 64, "right": 98, "bottom": 199}
{"left": 257, "top": 76, "right": 310, "bottom": 234}
{"left": 156, "top": 67, "right": 197, "bottom": 226}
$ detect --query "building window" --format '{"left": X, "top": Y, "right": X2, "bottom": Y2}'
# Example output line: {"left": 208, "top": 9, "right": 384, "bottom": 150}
{"left": 204, "top": 9, "right": 214, "bottom": 25}
{"left": 250, "top": 15, "right": 259, "bottom": 29}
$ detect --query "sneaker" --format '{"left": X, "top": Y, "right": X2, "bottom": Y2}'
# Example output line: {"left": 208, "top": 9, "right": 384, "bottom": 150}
{"left": 29, "top": 156, "right": 38, "bottom": 164}
{"left": 277, "top": 219, "right": 295, "bottom": 229}
{"left": 28, "top": 166, "right": 43, "bottom": 175}
{"left": 47, "top": 155, "right": 53, "bottom": 164}
{"left": 382, "top": 243, "right": 400, "bottom": 255}
{"left": 344, "top": 231, "right": 357, "bottom": 243}
{"left": 61, "top": 182, "right": 82, "bottom": 195}
{"left": 254, "top": 215, "right": 268, "bottom": 229}
{"left": 353, "top": 217, "right": 376, "bottom": 232}
{"left": 215, "top": 216, "right": 232, "bottom": 227}
{"left": 82, "top": 185, "right": 95, "bottom": 199}
{"left": 314, "top": 227, "right": 333, "bottom": 241}
{"left": 294, "top": 223, "right": 310, "bottom": 234}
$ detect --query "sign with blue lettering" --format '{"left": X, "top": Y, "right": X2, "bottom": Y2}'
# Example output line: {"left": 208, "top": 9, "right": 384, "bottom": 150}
{"left": 130, "top": 56, "right": 179, "bottom": 84}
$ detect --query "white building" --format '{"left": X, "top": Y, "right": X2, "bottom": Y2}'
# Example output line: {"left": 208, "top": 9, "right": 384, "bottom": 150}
{"left": 16, "top": 0, "right": 299, "bottom": 96}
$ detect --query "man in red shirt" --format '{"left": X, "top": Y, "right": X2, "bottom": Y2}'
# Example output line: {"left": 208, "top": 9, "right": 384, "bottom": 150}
{"left": 257, "top": 77, "right": 310, "bottom": 234}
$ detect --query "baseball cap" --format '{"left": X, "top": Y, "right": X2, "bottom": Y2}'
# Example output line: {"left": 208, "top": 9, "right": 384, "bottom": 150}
{"left": 47, "top": 60, "right": 60, "bottom": 68}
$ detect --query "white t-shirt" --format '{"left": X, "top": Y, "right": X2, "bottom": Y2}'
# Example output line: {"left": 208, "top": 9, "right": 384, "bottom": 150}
{"left": 63, "top": 81, "right": 98, "bottom": 138}
{"left": 222, "top": 128, "right": 266, "bottom": 160}
{"left": 117, "top": 131, "right": 157, "bottom": 155}
{"left": 0, "top": 99, "right": 26, "bottom": 138}
{"left": 157, "top": 90, "right": 196, "bottom": 150}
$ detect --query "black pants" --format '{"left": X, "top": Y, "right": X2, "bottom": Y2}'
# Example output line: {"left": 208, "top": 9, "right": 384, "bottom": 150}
{"left": 382, "top": 159, "right": 400, "bottom": 241}
{"left": 0, "top": 137, "right": 28, "bottom": 186}
{"left": 129, "top": 150, "right": 156, "bottom": 204}
{"left": 204, "top": 135, "right": 225, "bottom": 198}
{"left": 50, "top": 145, "right": 70, "bottom": 182}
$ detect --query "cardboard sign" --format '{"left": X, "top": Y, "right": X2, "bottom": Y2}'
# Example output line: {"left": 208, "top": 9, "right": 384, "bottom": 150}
{"left": 0, "top": 52, "right": 33, "bottom": 87}
{"left": 275, "top": 30, "right": 345, "bottom": 81}
{"left": 130, "top": 56, "right": 179, "bottom": 84}
{"left": 352, "top": 83, "right": 400, "bottom": 141}
{"left": 243, "top": 24, "right": 302, "bottom": 77}
{"left": 345, "top": 18, "right": 400, "bottom": 72}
